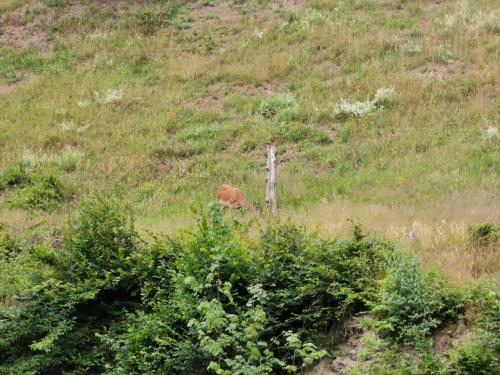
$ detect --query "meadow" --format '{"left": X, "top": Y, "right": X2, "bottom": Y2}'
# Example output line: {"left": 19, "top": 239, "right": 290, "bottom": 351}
{"left": 0, "top": 0, "right": 499, "bottom": 373}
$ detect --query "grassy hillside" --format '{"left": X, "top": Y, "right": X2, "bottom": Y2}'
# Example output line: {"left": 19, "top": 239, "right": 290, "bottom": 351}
{"left": 0, "top": 0, "right": 499, "bottom": 280}
{"left": 0, "top": 2, "right": 499, "bottom": 372}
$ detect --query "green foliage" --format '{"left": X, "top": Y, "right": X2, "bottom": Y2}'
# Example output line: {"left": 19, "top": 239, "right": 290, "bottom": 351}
{"left": 0, "top": 198, "right": 145, "bottom": 374}
{"left": 0, "top": 47, "right": 44, "bottom": 83}
{"left": 134, "top": 2, "right": 183, "bottom": 33}
{"left": 469, "top": 223, "right": 500, "bottom": 247}
{"left": 450, "top": 333, "right": 499, "bottom": 375}
{"left": 257, "top": 224, "right": 389, "bottom": 338}
{"left": 0, "top": 164, "right": 33, "bottom": 191}
{"left": 7, "top": 174, "right": 65, "bottom": 211}
{"left": 449, "top": 284, "right": 500, "bottom": 375}
{"left": 372, "top": 252, "right": 464, "bottom": 344}
{"left": 42, "top": 0, "right": 69, "bottom": 7}
{"left": 255, "top": 93, "right": 298, "bottom": 121}
{"left": 0, "top": 202, "right": 396, "bottom": 374}
{"left": 0, "top": 165, "right": 67, "bottom": 211}
{"left": 351, "top": 334, "right": 448, "bottom": 375}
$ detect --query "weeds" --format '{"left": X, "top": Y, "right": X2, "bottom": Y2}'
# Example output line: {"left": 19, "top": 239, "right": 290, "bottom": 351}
{"left": 333, "top": 87, "right": 396, "bottom": 120}
{"left": 7, "top": 174, "right": 65, "bottom": 211}
{"left": 256, "top": 92, "right": 298, "bottom": 121}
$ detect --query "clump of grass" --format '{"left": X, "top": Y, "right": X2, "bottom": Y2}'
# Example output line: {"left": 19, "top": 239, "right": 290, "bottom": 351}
{"left": 0, "top": 47, "right": 44, "bottom": 84}
{"left": 93, "top": 89, "right": 123, "bottom": 104}
{"left": 280, "top": 8, "right": 331, "bottom": 34}
{"left": 57, "top": 121, "right": 89, "bottom": 133}
{"left": 134, "top": 2, "right": 184, "bottom": 33}
{"left": 482, "top": 126, "right": 499, "bottom": 140}
{"left": 20, "top": 147, "right": 84, "bottom": 172}
{"left": 7, "top": 174, "right": 65, "bottom": 212}
{"left": 0, "top": 165, "right": 33, "bottom": 191}
{"left": 444, "top": 1, "right": 499, "bottom": 32}
{"left": 333, "top": 87, "right": 396, "bottom": 120}
{"left": 469, "top": 223, "right": 499, "bottom": 247}
{"left": 256, "top": 92, "right": 298, "bottom": 121}
{"left": 42, "top": 0, "right": 69, "bottom": 8}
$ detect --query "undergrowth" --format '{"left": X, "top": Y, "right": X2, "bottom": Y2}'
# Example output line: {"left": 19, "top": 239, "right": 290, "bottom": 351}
{"left": 0, "top": 199, "right": 393, "bottom": 374}
{"left": 1, "top": 200, "right": 496, "bottom": 374}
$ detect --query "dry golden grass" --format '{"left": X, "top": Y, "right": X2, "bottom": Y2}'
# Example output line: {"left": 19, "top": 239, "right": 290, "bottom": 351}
{"left": 283, "top": 190, "right": 500, "bottom": 284}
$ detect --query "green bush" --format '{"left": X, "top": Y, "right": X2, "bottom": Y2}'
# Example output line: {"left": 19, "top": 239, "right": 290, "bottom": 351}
{"left": 0, "top": 201, "right": 395, "bottom": 374}
{"left": 372, "top": 252, "right": 464, "bottom": 344}
{"left": 450, "top": 333, "right": 499, "bottom": 375}
{"left": 0, "top": 164, "right": 33, "bottom": 191}
{"left": 7, "top": 174, "right": 65, "bottom": 211}
{"left": 351, "top": 334, "right": 448, "bottom": 375}
{"left": 448, "top": 284, "right": 499, "bottom": 375}
{"left": 0, "top": 198, "right": 146, "bottom": 374}
{"left": 469, "top": 223, "right": 500, "bottom": 247}
{"left": 256, "top": 93, "right": 298, "bottom": 120}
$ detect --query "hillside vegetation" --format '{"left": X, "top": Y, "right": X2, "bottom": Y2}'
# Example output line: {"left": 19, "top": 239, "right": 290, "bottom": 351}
{"left": 0, "top": 200, "right": 498, "bottom": 374}
{"left": 0, "top": 1, "right": 499, "bottom": 373}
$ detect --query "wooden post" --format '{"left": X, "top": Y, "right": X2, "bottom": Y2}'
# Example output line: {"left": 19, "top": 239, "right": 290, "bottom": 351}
{"left": 266, "top": 145, "right": 278, "bottom": 215}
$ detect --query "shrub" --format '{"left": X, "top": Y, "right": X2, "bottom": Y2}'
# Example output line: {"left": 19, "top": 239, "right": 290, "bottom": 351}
{"left": 0, "top": 198, "right": 146, "bottom": 374}
{"left": 372, "top": 252, "right": 464, "bottom": 344}
{"left": 256, "top": 93, "right": 298, "bottom": 120}
{"left": 469, "top": 223, "right": 500, "bottom": 247}
{"left": 450, "top": 333, "right": 499, "bottom": 375}
{"left": 7, "top": 174, "right": 65, "bottom": 211}
{"left": 4, "top": 202, "right": 455, "bottom": 374}
{"left": 0, "top": 164, "right": 33, "bottom": 191}
{"left": 134, "top": 2, "right": 183, "bottom": 33}
{"left": 447, "top": 284, "right": 499, "bottom": 374}
{"left": 256, "top": 225, "right": 391, "bottom": 340}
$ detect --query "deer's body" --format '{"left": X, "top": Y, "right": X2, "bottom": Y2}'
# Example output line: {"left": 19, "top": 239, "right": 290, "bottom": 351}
{"left": 216, "top": 184, "right": 260, "bottom": 213}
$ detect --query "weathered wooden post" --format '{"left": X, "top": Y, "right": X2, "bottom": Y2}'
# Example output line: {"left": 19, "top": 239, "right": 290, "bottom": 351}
{"left": 265, "top": 145, "right": 278, "bottom": 215}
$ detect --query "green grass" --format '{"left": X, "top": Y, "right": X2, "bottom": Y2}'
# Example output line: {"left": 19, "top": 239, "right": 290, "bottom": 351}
{"left": 0, "top": 0, "right": 498, "bottom": 224}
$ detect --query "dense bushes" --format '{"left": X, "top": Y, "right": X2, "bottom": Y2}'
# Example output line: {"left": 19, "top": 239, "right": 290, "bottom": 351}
{"left": 0, "top": 201, "right": 393, "bottom": 374}
{"left": 448, "top": 285, "right": 500, "bottom": 375}
{"left": 0, "top": 200, "right": 496, "bottom": 374}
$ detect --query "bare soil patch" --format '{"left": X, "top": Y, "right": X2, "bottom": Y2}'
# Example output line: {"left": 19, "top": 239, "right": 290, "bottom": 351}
{"left": 433, "top": 320, "right": 472, "bottom": 354}
{"left": 412, "top": 61, "right": 466, "bottom": 80}
{"left": 0, "top": 0, "right": 53, "bottom": 53}
{"left": 0, "top": 0, "right": 146, "bottom": 52}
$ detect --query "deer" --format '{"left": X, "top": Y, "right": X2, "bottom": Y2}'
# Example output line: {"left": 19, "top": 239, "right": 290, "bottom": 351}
{"left": 216, "top": 184, "right": 261, "bottom": 214}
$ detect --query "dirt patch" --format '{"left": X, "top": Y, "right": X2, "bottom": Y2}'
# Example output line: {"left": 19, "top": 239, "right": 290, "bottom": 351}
{"left": 0, "top": 74, "right": 36, "bottom": 95}
{"left": 412, "top": 61, "right": 466, "bottom": 80}
{"left": 189, "top": 1, "right": 243, "bottom": 24}
{"left": 188, "top": 0, "right": 305, "bottom": 30}
{"left": 0, "top": 0, "right": 146, "bottom": 53}
{"left": 0, "top": 83, "right": 15, "bottom": 95}
{"left": 433, "top": 320, "right": 472, "bottom": 354}
{"left": 0, "top": 0, "right": 53, "bottom": 53}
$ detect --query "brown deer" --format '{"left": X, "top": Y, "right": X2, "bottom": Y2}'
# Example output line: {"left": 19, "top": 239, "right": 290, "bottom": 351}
{"left": 216, "top": 184, "right": 261, "bottom": 214}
